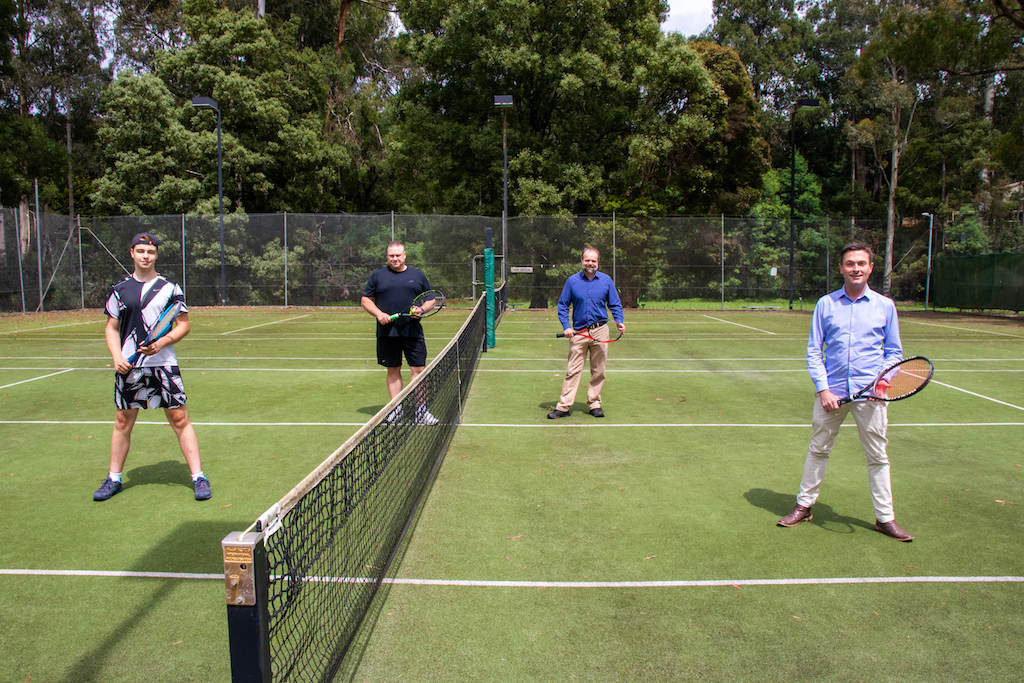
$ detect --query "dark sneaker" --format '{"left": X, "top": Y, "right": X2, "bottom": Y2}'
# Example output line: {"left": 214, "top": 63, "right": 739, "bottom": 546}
{"left": 547, "top": 409, "right": 570, "bottom": 419}
{"left": 589, "top": 408, "right": 605, "bottom": 418}
{"left": 194, "top": 476, "right": 212, "bottom": 501}
{"left": 94, "top": 478, "right": 122, "bottom": 501}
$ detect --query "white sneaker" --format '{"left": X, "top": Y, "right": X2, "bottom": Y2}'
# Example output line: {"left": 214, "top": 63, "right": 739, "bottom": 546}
{"left": 415, "top": 405, "right": 439, "bottom": 425}
{"left": 385, "top": 404, "right": 404, "bottom": 424}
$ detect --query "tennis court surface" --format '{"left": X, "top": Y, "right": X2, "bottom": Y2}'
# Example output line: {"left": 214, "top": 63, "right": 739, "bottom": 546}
{"left": 2, "top": 306, "right": 1022, "bottom": 681}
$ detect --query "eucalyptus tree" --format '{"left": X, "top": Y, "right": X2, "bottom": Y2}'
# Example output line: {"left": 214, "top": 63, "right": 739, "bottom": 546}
{"left": 93, "top": 0, "right": 350, "bottom": 215}
{"left": 1, "top": 0, "right": 108, "bottom": 217}
{"left": 386, "top": 0, "right": 671, "bottom": 217}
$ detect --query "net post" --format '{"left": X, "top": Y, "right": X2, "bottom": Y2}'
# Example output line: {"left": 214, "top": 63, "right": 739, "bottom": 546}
{"left": 222, "top": 532, "right": 271, "bottom": 683}
{"left": 485, "top": 227, "right": 495, "bottom": 348}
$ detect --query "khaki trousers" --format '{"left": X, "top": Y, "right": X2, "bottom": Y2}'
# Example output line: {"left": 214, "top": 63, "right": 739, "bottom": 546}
{"left": 796, "top": 398, "right": 895, "bottom": 522}
{"left": 556, "top": 324, "right": 609, "bottom": 412}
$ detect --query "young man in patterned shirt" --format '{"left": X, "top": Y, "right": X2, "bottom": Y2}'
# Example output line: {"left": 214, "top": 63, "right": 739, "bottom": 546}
{"left": 93, "top": 232, "right": 211, "bottom": 501}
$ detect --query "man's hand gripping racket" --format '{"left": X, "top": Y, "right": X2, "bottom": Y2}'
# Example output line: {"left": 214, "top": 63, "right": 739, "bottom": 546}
{"left": 556, "top": 324, "right": 624, "bottom": 343}
{"left": 127, "top": 301, "right": 183, "bottom": 365}
{"left": 837, "top": 356, "right": 934, "bottom": 405}
{"left": 389, "top": 290, "right": 445, "bottom": 321}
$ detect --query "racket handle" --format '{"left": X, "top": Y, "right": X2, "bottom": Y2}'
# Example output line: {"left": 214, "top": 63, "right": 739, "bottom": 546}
{"left": 556, "top": 333, "right": 566, "bottom": 338}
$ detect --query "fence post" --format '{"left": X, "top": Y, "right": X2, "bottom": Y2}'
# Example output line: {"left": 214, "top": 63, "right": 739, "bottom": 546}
{"left": 721, "top": 214, "right": 725, "bottom": 310}
{"left": 182, "top": 214, "right": 187, "bottom": 299}
{"left": 283, "top": 212, "right": 288, "bottom": 308}
{"left": 78, "top": 216, "right": 84, "bottom": 309}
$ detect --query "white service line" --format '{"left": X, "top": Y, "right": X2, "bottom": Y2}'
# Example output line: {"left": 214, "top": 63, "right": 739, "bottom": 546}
{"left": 930, "top": 379, "right": 1024, "bottom": 412}
{"left": 0, "top": 368, "right": 75, "bottom": 390}
{"left": 903, "top": 319, "right": 1024, "bottom": 339}
{"left": 702, "top": 315, "right": 776, "bottom": 335}
{"left": 219, "top": 314, "right": 311, "bottom": 335}
{"left": 1, "top": 568, "right": 1020, "bottom": 589}
{"left": 0, "top": 320, "right": 99, "bottom": 334}
{"left": 3, "top": 420, "right": 1023, "bottom": 428}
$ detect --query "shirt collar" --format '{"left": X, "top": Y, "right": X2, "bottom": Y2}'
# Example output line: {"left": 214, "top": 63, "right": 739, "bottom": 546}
{"left": 839, "top": 284, "right": 874, "bottom": 303}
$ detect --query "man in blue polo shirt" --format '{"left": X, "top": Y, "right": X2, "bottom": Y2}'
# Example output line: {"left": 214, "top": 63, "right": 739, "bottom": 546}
{"left": 548, "top": 247, "right": 626, "bottom": 419}
{"left": 778, "top": 242, "right": 913, "bottom": 541}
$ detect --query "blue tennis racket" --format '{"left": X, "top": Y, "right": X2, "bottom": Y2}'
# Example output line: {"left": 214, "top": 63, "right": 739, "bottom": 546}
{"left": 127, "top": 301, "right": 182, "bottom": 364}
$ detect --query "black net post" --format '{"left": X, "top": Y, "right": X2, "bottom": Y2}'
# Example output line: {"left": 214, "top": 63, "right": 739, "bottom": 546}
{"left": 223, "top": 531, "right": 272, "bottom": 683}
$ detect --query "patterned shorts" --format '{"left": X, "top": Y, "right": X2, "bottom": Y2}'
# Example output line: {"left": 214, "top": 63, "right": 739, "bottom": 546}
{"left": 114, "top": 366, "right": 187, "bottom": 409}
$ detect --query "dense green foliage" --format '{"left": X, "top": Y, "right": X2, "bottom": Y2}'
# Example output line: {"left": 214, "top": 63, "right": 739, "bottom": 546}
{"left": 1, "top": 0, "right": 1022, "bottom": 308}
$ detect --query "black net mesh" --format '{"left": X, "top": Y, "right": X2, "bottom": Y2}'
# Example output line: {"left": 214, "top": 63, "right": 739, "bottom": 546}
{"left": 255, "top": 284, "right": 502, "bottom": 682}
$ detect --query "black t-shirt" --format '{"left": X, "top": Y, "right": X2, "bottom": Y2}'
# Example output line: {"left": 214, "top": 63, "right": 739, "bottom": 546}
{"left": 363, "top": 265, "right": 431, "bottom": 338}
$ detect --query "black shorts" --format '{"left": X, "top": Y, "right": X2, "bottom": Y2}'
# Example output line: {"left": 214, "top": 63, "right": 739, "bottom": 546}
{"left": 376, "top": 336, "right": 427, "bottom": 368}
{"left": 114, "top": 366, "right": 187, "bottom": 409}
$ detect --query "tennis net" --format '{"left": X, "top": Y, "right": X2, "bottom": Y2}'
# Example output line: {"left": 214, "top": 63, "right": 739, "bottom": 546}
{"left": 223, "top": 284, "right": 506, "bottom": 682}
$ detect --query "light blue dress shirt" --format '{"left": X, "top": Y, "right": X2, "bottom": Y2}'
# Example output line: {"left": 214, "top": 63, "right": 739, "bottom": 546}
{"left": 807, "top": 286, "right": 903, "bottom": 399}
{"left": 557, "top": 271, "right": 624, "bottom": 331}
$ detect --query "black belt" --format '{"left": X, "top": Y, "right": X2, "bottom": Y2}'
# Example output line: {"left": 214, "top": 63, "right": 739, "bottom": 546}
{"left": 585, "top": 321, "right": 607, "bottom": 330}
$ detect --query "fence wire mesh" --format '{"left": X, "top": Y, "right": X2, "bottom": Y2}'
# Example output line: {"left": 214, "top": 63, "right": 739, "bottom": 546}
{"left": 2, "top": 208, "right": 1002, "bottom": 311}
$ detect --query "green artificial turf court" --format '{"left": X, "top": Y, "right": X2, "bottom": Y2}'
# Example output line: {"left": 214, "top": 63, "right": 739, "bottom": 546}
{"left": 1, "top": 306, "right": 1022, "bottom": 682}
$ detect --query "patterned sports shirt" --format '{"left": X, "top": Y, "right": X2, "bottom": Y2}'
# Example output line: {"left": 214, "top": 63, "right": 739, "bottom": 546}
{"left": 105, "top": 275, "right": 187, "bottom": 367}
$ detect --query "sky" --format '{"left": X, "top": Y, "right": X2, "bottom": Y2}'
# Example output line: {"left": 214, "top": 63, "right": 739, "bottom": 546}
{"left": 663, "top": 0, "right": 714, "bottom": 36}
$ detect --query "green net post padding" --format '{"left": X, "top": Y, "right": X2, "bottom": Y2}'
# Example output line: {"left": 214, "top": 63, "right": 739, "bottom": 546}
{"left": 485, "top": 227, "right": 495, "bottom": 348}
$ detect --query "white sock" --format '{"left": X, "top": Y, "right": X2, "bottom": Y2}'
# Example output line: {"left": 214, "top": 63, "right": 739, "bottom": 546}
{"left": 191, "top": 471, "right": 206, "bottom": 482}
{"left": 109, "top": 472, "right": 122, "bottom": 483}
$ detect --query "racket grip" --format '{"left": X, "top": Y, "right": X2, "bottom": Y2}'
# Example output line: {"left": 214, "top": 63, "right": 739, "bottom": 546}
{"left": 556, "top": 333, "right": 566, "bottom": 338}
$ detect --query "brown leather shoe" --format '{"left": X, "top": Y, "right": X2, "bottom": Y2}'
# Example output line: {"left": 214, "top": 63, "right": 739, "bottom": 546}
{"left": 777, "top": 504, "right": 812, "bottom": 527}
{"left": 875, "top": 519, "right": 914, "bottom": 541}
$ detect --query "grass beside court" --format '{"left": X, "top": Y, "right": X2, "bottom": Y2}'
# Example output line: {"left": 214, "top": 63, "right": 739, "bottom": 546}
{"left": 1, "top": 306, "right": 1022, "bottom": 682}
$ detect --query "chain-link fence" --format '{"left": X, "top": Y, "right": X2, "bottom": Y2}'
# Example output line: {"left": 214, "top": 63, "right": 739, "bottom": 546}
{"left": 0, "top": 208, "right": 986, "bottom": 312}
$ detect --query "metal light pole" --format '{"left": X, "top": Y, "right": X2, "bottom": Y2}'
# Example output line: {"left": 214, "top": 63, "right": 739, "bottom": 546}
{"left": 192, "top": 96, "right": 226, "bottom": 305}
{"left": 789, "top": 98, "right": 819, "bottom": 310}
{"left": 494, "top": 95, "right": 513, "bottom": 283}
{"left": 922, "top": 212, "right": 934, "bottom": 311}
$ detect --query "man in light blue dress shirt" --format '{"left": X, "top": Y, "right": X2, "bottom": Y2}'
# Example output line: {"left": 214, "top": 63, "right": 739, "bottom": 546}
{"left": 778, "top": 242, "right": 914, "bottom": 541}
{"left": 547, "top": 248, "right": 626, "bottom": 419}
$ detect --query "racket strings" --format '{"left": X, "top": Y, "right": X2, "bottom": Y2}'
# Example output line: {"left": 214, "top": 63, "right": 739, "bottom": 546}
{"left": 881, "top": 359, "right": 932, "bottom": 399}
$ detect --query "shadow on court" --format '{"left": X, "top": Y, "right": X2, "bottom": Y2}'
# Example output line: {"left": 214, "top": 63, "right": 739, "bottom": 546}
{"left": 357, "top": 404, "right": 387, "bottom": 417}
{"left": 744, "top": 488, "right": 875, "bottom": 534}
{"left": 123, "top": 459, "right": 194, "bottom": 492}
{"left": 61, "top": 521, "right": 242, "bottom": 683}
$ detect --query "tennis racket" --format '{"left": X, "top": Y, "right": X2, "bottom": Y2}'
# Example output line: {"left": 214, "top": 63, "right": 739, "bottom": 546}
{"left": 556, "top": 327, "right": 623, "bottom": 343}
{"left": 127, "top": 301, "right": 182, "bottom": 364}
{"left": 837, "top": 356, "right": 933, "bottom": 405}
{"left": 388, "top": 290, "right": 445, "bottom": 321}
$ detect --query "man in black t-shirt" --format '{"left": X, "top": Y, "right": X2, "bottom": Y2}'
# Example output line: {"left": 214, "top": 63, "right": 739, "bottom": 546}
{"left": 361, "top": 242, "right": 436, "bottom": 423}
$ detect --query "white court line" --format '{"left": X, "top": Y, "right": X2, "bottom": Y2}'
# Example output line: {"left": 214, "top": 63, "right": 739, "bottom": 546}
{"left": 0, "top": 367, "right": 380, "bottom": 373}
{"left": 1, "top": 568, "right": 1020, "bottom": 588}
{"left": 0, "top": 320, "right": 99, "bottom": 335}
{"left": 219, "top": 314, "right": 311, "bottom": 335}
{"left": 930, "top": 379, "right": 1024, "bottom": 412}
{"left": 0, "top": 420, "right": 366, "bottom": 426}
{"left": 455, "top": 422, "right": 1024, "bottom": 428}
{"left": 0, "top": 368, "right": 75, "bottom": 389}
{"left": 903, "top": 320, "right": 1024, "bottom": 339}
{"left": 702, "top": 315, "right": 776, "bottom": 334}
{"left": 4, "top": 420, "right": 1023, "bottom": 428}
{"left": 474, "top": 369, "right": 809, "bottom": 373}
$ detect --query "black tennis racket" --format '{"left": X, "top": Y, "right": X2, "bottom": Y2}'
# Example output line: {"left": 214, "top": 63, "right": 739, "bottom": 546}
{"left": 837, "top": 356, "right": 933, "bottom": 405}
{"left": 389, "top": 290, "right": 445, "bottom": 321}
{"left": 127, "top": 301, "right": 182, "bottom": 364}
{"left": 556, "top": 328, "right": 623, "bottom": 343}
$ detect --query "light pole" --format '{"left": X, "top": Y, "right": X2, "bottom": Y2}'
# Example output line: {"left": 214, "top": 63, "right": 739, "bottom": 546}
{"left": 789, "top": 98, "right": 819, "bottom": 310}
{"left": 922, "top": 212, "right": 934, "bottom": 310}
{"left": 494, "top": 95, "right": 513, "bottom": 283}
{"left": 191, "top": 96, "right": 226, "bottom": 305}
